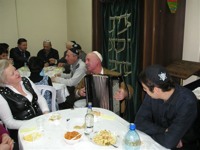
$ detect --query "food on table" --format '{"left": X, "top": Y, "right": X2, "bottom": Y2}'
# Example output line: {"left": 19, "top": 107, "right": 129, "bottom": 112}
{"left": 92, "top": 110, "right": 101, "bottom": 116}
{"left": 93, "top": 130, "right": 116, "bottom": 146}
{"left": 73, "top": 123, "right": 86, "bottom": 129}
{"left": 49, "top": 113, "right": 61, "bottom": 121}
{"left": 64, "top": 131, "right": 82, "bottom": 140}
{"left": 23, "top": 132, "right": 42, "bottom": 142}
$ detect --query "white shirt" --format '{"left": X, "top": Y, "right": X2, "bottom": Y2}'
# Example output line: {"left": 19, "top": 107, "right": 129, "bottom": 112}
{"left": 0, "top": 78, "right": 49, "bottom": 129}
{"left": 54, "top": 59, "right": 86, "bottom": 87}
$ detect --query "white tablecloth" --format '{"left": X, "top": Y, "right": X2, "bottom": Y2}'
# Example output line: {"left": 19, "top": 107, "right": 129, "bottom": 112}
{"left": 53, "top": 83, "right": 69, "bottom": 104}
{"left": 193, "top": 87, "right": 200, "bottom": 100}
{"left": 18, "top": 108, "right": 169, "bottom": 150}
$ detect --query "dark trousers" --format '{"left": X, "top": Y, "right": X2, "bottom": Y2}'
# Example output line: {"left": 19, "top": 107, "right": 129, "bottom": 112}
{"left": 8, "top": 129, "right": 19, "bottom": 150}
{"left": 59, "top": 86, "right": 76, "bottom": 109}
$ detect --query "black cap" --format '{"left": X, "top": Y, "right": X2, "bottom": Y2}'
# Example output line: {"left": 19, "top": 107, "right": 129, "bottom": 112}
{"left": 69, "top": 47, "right": 80, "bottom": 55}
{"left": 72, "top": 43, "right": 81, "bottom": 50}
{"left": 145, "top": 64, "right": 170, "bottom": 85}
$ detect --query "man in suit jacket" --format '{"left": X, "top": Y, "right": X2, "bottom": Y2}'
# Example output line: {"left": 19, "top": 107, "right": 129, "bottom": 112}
{"left": 75, "top": 51, "right": 133, "bottom": 113}
{"left": 10, "top": 38, "right": 30, "bottom": 69}
{"left": 37, "top": 40, "right": 59, "bottom": 67}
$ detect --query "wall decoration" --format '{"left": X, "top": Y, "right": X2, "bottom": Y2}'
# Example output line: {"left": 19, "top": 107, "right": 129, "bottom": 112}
{"left": 167, "top": 0, "right": 178, "bottom": 13}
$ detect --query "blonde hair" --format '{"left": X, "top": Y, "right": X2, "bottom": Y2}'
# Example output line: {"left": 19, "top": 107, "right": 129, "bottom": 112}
{"left": 66, "top": 41, "right": 74, "bottom": 50}
{"left": 0, "top": 59, "right": 10, "bottom": 86}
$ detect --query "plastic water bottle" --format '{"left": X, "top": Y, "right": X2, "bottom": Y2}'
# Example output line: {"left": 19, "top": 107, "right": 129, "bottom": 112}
{"left": 84, "top": 102, "right": 94, "bottom": 135}
{"left": 124, "top": 123, "right": 141, "bottom": 150}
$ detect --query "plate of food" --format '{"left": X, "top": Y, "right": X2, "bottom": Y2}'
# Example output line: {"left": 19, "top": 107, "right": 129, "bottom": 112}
{"left": 23, "top": 131, "right": 43, "bottom": 142}
{"left": 67, "top": 118, "right": 85, "bottom": 130}
{"left": 64, "top": 130, "right": 83, "bottom": 144}
{"left": 90, "top": 130, "right": 119, "bottom": 147}
{"left": 49, "top": 113, "right": 61, "bottom": 121}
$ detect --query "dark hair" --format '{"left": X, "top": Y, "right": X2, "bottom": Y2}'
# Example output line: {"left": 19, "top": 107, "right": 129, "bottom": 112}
{"left": 0, "top": 45, "right": 8, "bottom": 55}
{"left": 139, "top": 70, "right": 175, "bottom": 92}
{"left": 0, "top": 43, "right": 9, "bottom": 50}
{"left": 28, "top": 56, "right": 44, "bottom": 73}
{"left": 17, "top": 38, "right": 27, "bottom": 45}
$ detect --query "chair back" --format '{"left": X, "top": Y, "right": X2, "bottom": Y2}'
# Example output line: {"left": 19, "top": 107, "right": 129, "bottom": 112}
{"left": 36, "top": 85, "right": 57, "bottom": 112}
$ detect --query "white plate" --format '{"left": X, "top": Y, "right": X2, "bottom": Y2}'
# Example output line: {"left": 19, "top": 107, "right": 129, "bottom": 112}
{"left": 90, "top": 130, "right": 120, "bottom": 147}
{"left": 22, "top": 130, "right": 43, "bottom": 142}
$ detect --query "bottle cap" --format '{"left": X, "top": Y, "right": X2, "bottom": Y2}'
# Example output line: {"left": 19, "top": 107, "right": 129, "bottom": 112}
{"left": 88, "top": 102, "right": 92, "bottom": 107}
{"left": 130, "top": 123, "right": 136, "bottom": 130}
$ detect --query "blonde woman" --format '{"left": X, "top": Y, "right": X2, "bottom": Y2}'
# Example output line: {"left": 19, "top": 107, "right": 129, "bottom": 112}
{"left": 0, "top": 59, "right": 49, "bottom": 149}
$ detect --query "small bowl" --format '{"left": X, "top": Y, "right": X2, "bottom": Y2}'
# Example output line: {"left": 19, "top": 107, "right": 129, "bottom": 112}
{"left": 64, "top": 131, "right": 83, "bottom": 145}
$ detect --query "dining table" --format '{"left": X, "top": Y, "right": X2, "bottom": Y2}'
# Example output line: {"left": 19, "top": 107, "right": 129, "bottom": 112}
{"left": 18, "top": 108, "right": 169, "bottom": 150}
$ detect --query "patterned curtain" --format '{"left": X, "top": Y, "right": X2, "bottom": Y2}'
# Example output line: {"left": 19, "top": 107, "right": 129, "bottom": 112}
{"left": 102, "top": 0, "right": 141, "bottom": 122}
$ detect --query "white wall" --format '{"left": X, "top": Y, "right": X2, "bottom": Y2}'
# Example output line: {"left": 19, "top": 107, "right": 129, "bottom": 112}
{"left": 182, "top": 0, "right": 200, "bottom": 85}
{"left": 67, "top": 0, "right": 92, "bottom": 53}
{"left": 0, "top": 0, "right": 92, "bottom": 57}
{"left": 0, "top": 0, "right": 19, "bottom": 49}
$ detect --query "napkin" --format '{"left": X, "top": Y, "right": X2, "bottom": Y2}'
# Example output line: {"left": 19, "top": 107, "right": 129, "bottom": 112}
{"left": 100, "top": 114, "right": 115, "bottom": 120}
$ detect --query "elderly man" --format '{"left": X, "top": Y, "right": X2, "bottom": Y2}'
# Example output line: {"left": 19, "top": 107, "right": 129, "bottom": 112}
{"left": 52, "top": 46, "right": 86, "bottom": 109}
{"left": 135, "top": 65, "right": 199, "bottom": 149}
{"left": 37, "top": 40, "right": 59, "bottom": 67}
{"left": 52, "top": 46, "right": 86, "bottom": 87}
{"left": 75, "top": 51, "right": 133, "bottom": 114}
{"left": 57, "top": 41, "right": 86, "bottom": 73}
{"left": 10, "top": 38, "right": 30, "bottom": 69}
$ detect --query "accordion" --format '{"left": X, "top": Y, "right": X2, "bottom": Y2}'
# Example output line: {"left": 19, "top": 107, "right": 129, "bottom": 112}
{"left": 84, "top": 74, "right": 122, "bottom": 114}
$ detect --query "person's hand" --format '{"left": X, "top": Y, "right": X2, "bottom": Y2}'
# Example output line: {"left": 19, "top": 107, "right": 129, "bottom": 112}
{"left": 113, "top": 88, "right": 127, "bottom": 101}
{"left": 1, "top": 133, "right": 14, "bottom": 150}
{"left": 57, "top": 63, "right": 65, "bottom": 67}
{"left": 176, "top": 140, "right": 183, "bottom": 148}
{"left": 78, "top": 87, "right": 86, "bottom": 97}
{"left": 51, "top": 76, "right": 56, "bottom": 82}
{"left": 49, "top": 58, "right": 56, "bottom": 64}
{"left": 0, "top": 143, "right": 11, "bottom": 150}
{"left": 55, "top": 73, "right": 61, "bottom": 77}
{"left": 44, "top": 62, "right": 49, "bottom": 67}
{"left": 43, "top": 111, "right": 49, "bottom": 114}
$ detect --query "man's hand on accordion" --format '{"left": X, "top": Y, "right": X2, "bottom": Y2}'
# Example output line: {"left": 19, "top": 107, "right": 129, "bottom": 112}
{"left": 113, "top": 88, "right": 127, "bottom": 101}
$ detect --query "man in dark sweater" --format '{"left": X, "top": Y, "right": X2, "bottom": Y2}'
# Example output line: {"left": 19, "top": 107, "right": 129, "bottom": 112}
{"left": 135, "top": 64, "right": 199, "bottom": 150}
{"left": 37, "top": 40, "right": 59, "bottom": 67}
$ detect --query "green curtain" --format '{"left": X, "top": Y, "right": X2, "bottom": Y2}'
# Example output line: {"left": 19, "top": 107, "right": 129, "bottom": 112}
{"left": 101, "top": 0, "right": 141, "bottom": 122}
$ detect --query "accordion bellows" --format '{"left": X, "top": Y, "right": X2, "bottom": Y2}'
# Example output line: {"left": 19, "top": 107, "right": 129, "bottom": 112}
{"left": 84, "top": 74, "right": 121, "bottom": 114}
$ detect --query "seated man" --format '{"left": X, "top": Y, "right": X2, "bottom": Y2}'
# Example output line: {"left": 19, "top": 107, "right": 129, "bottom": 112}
{"left": 75, "top": 51, "right": 133, "bottom": 114}
{"left": 57, "top": 41, "right": 86, "bottom": 73}
{"left": 0, "top": 44, "right": 9, "bottom": 60}
{"left": 135, "top": 64, "right": 199, "bottom": 149}
{"left": 0, "top": 43, "right": 9, "bottom": 51}
{"left": 52, "top": 46, "right": 86, "bottom": 87}
{"left": 37, "top": 40, "right": 59, "bottom": 67}
{"left": 52, "top": 46, "right": 86, "bottom": 109}
{"left": 10, "top": 38, "right": 30, "bottom": 69}
{"left": 0, "top": 43, "right": 13, "bottom": 64}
